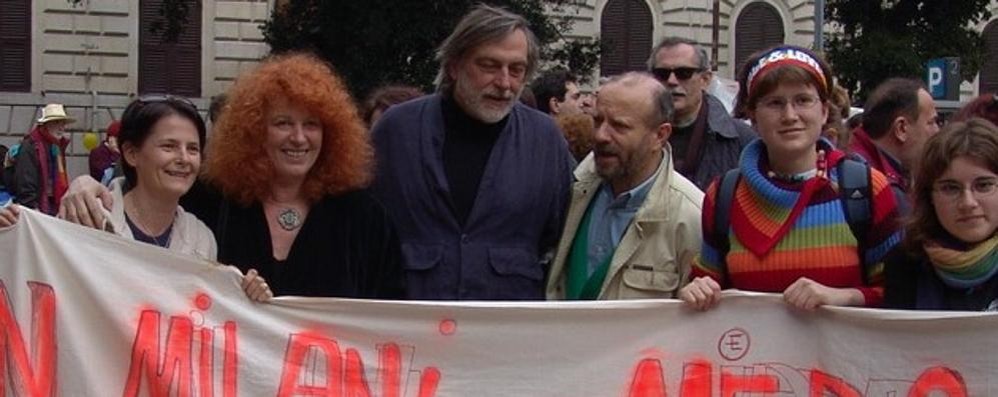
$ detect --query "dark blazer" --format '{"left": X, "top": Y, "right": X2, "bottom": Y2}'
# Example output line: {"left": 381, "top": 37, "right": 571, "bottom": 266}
{"left": 686, "top": 94, "right": 756, "bottom": 190}
{"left": 371, "top": 94, "right": 575, "bottom": 300}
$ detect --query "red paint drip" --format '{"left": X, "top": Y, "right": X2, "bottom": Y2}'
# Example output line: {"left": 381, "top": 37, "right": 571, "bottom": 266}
{"left": 122, "top": 312, "right": 194, "bottom": 397}
{"left": 223, "top": 321, "right": 238, "bottom": 397}
{"left": 418, "top": 367, "right": 441, "bottom": 397}
{"left": 0, "top": 281, "right": 57, "bottom": 397}
{"left": 720, "top": 371, "right": 778, "bottom": 397}
{"left": 199, "top": 328, "right": 214, "bottom": 397}
{"left": 276, "top": 332, "right": 342, "bottom": 397}
{"left": 438, "top": 319, "right": 457, "bottom": 336}
{"left": 380, "top": 343, "right": 401, "bottom": 397}
{"left": 908, "top": 366, "right": 968, "bottom": 397}
{"left": 194, "top": 293, "right": 212, "bottom": 311}
{"left": 809, "top": 369, "right": 860, "bottom": 397}
{"left": 679, "top": 359, "right": 712, "bottom": 397}
{"left": 627, "top": 358, "right": 666, "bottom": 397}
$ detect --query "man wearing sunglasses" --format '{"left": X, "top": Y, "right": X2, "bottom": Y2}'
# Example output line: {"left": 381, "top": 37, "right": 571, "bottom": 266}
{"left": 649, "top": 37, "right": 755, "bottom": 190}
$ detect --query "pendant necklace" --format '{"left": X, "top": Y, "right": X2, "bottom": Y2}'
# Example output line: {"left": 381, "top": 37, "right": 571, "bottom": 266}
{"left": 276, "top": 207, "right": 302, "bottom": 231}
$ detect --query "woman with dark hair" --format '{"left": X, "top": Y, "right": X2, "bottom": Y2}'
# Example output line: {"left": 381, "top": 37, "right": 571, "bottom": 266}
{"left": 885, "top": 118, "right": 998, "bottom": 311}
{"left": 678, "top": 45, "right": 903, "bottom": 311}
{"left": 3, "top": 96, "right": 271, "bottom": 301}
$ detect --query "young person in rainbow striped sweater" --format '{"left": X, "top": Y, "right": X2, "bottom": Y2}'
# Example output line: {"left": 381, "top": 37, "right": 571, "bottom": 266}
{"left": 885, "top": 118, "right": 998, "bottom": 311}
{"left": 678, "top": 46, "right": 903, "bottom": 311}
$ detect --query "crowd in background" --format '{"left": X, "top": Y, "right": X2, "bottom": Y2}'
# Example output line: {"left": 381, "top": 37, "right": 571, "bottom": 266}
{"left": 1, "top": 4, "right": 997, "bottom": 313}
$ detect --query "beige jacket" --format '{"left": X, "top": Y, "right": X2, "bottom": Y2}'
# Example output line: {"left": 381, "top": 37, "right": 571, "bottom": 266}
{"left": 105, "top": 178, "right": 217, "bottom": 261}
{"left": 546, "top": 150, "right": 703, "bottom": 300}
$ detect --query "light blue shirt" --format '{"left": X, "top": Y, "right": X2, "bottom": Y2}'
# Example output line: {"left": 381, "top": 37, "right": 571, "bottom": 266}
{"left": 585, "top": 159, "right": 662, "bottom": 276}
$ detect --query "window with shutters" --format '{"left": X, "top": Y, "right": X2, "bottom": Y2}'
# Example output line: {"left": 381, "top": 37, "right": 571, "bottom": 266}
{"left": 600, "top": 0, "right": 653, "bottom": 77}
{"left": 734, "top": 2, "right": 784, "bottom": 74}
{"left": 139, "top": 0, "right": 201, "bottom": 97}
{"left": 0, "top": 0, "right": 31, "bottom": 92}
{"left": 980, "top": 20, "right": 998, "bottom": 94}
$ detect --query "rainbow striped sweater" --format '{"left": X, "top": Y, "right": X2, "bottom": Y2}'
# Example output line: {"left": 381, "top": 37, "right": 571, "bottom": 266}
{"left": 693, "top": 140, "right": 902, "bottom": 306}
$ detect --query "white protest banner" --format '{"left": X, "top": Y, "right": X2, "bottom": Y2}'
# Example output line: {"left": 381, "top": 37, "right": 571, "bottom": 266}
{"left": 0, "top": 209, "right": 996, "bottom": 396}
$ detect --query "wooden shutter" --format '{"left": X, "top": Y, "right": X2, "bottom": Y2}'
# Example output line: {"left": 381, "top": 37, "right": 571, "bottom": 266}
{"left": 0, "top": 0, "right": 31, "bottom": 92}
{"left": 139, "top": 0, "right": 201, "bottom": 97}
{"left": 980, "top": 21, "right": 998, "bottom": 94}
{"left": 734, "top": 2, "right": 785, "bottom": 74}
{"left": 600, "top": 0, "right": 653, "bottom": 77}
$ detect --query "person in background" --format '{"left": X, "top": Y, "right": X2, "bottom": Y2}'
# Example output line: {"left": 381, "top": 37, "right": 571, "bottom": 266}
{"left": 554, "top": 112, "right": 595, "bottom": 161}
{"left": 531, "top": 69, "right": 583, "bottom": 116}
{"left": 546, "top": 72, "right": 702, "bottom": 300}
{"left": 823, "top": 83, "right": 852, "bottom": 148}
{"left": 885, "top": 118, "right": 998, "bottom": 311}
{"left": 952, "top": 93, "right": 998, "bottom": 126}
{"left": 89, "top": 120, "right": 122, "bottom": 184}
{"left": 849, "top": 78, "right": 940, "bottom": 195}
{"left": 370, "top": 4, "right": 575, "bottom": 300}
{"left": 649, "top": 36, "right": 755, "bottom": 190}
{"left": 362, "top": 85, "right": 424, "bottom": 127}
{"left": 10, "top": 104, "right": 74, "bottom": 215}
{"left": 679, "top": 45, "right": 902, "bottom": 311}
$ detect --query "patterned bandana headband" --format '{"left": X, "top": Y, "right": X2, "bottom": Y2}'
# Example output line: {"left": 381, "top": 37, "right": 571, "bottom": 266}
{"left": 746, "top": 47, "right": 828, "bottom": 96}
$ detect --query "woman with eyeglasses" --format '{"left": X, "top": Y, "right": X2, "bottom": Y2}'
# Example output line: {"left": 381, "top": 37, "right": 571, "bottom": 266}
{"left": 884, "top": 118, "right": 998, "bottom": 311}
{"left": 0, "top": 97, "right": 272, "bottom": 301}
{"left": 678, "top": 45, "right": 903, "bottom": 311}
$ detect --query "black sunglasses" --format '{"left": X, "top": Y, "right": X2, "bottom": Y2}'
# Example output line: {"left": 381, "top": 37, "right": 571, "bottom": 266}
{"left": 650, "top": 67, "right": 703, "bottom": 81}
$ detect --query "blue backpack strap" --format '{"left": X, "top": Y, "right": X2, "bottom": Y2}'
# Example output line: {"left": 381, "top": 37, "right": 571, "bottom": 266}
{"left": 837, "top": 157, "right": 873, "bottom": 281}
{"left": 713, "top": 168, "right": 741, "bottom": 265}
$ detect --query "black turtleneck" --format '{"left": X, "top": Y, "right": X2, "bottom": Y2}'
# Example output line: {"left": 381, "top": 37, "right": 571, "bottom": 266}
{"left": 441, "top": 96, "right": 508, "bottom": 226}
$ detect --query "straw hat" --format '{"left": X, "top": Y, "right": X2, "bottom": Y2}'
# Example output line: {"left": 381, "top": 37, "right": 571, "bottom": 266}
{"left": 37, "top": 104, "right": 76, "bottom": 124}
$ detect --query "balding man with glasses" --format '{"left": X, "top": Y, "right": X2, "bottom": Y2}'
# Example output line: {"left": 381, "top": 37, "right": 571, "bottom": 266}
{"left": 649, "top": 37, "right": 755, "bottom": 189}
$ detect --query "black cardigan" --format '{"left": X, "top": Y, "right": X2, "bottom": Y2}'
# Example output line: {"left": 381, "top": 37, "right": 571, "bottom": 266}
{"left": 181, "top": 182, "right": 406, "bottom": 299}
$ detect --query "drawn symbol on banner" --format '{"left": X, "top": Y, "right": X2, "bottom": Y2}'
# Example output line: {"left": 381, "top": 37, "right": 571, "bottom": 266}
{"left": 717, "top": 327, "right": 750, "bottom": 361}
{"left": 439, "top": 319, "right": 457, "bottom": 336}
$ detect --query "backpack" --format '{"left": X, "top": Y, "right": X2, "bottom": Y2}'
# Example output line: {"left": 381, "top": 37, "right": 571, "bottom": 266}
{"left": 712, "top": 157, "right": 873, "bottom": 282}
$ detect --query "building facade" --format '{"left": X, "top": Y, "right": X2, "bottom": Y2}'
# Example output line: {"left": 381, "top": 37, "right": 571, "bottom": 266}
{"left": 0, "top": 0, "right": 272, "bottom": 176}
{"left": 2, "top": 0, "right": 998, "bottom": 177}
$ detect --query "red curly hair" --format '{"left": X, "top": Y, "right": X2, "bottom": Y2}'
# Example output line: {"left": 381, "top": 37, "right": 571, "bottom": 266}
{"left": 204, "top": 52, "right": 373, "bottom": 206}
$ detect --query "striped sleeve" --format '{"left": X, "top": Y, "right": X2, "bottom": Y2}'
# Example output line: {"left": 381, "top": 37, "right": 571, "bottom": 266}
{"left": 692, "top": 179, "right": 728, "bottom": 287}
{"left": 859, "top": 169, "right": 904, "bottom": 306}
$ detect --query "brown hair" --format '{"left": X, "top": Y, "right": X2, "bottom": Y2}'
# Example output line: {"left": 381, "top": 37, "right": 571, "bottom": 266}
{"left": 362, "top": 85, "right": 423, "bottom": 125}
{"left": 734, "top": 45, "right": 834, "bottom": 119}
{"left": 952, "top": 93, "right": 998, "bottom": 126}
{"left": 204, "top": 52, "right": 373, "bottom": 206}
{"left": 554, "top": 112, "right": 595, "bottom": 161}
{"left": 906, "top": 118, "right": 998, "bottom": 248}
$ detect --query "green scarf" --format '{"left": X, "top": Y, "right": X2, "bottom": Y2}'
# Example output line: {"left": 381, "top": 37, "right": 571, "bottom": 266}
{"left": 925, "top": 235, "right": 998, "bottom": 289}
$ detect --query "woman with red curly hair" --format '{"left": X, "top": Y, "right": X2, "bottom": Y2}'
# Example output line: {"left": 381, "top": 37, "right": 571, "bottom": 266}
{"left": 183, "top": 52, "right": 405, "bottom": 298}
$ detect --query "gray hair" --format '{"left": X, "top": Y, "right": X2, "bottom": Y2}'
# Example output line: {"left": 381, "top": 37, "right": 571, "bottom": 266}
{"left": 603, "top": 72, "right": 674, "bottom": 127}
{"left": 647, "top": 36, "right": 710, "bottom": 71}
{"left": 434, "top": 4, "right": 540, "bottom": 94}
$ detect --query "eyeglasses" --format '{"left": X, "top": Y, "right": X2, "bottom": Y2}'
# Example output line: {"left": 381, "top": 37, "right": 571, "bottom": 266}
{"left": 758, "top": 94, "right": 821, "bottom": 112}
{"left": 933, "top": 178, "right": 998, "bottom": 202}
{"left": 650, "top": 67, "right": 703, "bottom": 81}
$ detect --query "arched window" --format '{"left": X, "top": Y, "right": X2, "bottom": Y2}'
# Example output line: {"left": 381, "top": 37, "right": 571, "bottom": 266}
{"left": 600, "top": 0, "right": 653, "bottom": 77}
{"left": 980, "top": 20, "right": 998, "bottom": 94}
{"left": 139, "top": 0, "right": 201, "bottom": 96}
{"left": 735, "top": 2, "right": 784, "bottom": 73}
